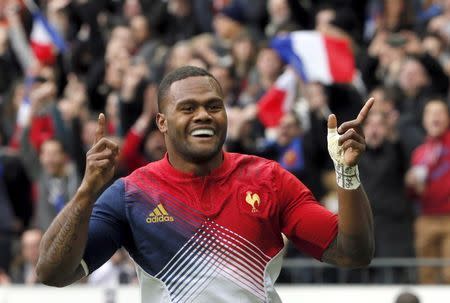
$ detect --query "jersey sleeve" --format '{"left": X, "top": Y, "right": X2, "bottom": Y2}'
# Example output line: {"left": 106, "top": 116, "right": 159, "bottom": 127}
{"left": 82, "top": 179, "right": 128, "bottom": 274}
{"left": 275, "top": 163, "right": 338, "bottom": 260}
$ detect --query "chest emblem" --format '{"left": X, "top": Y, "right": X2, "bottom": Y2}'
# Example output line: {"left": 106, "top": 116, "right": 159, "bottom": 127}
{"left": 146, "top": 204, "right": 174, "bottom": 223}
{"left": 245, "top": 191, "right": 261, "bottom": 212}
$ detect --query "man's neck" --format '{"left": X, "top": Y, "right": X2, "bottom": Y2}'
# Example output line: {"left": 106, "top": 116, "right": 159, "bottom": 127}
{"left": 167, "top": 151, "right": 224, "bottom": 176}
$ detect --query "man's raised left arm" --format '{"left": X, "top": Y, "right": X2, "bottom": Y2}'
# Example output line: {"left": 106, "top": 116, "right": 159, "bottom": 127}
{"left": 321, "top": 98, "right": 375, "bottom": 268}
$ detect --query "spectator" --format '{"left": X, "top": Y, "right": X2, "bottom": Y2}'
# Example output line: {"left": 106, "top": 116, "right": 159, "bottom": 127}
{"left": 209, "top": 64, "right": 239, "bottom": 107}
{"left": 405, "top": 97, "right": 450, "bottom": 284}
{"left": 369, "top": 86, "right": 401, "bottom": 142}
{"left": 230, "top": 33, "right": 256, "bottom": 92}
{"left": 246, "top": 46, "right": 284, "bottom": 100}
{"left": 0, "top": 154, "right": 21, "bottom": 272}
{"left": 10, "top": 229, "right": 42, "bottom": 284}
{"left": 428, "top": 0, "right": 450, "bottom": 44}
{"left": 120, "top": 93, "right": 166, "bottom": 174}
{"left": 361, "top": 30, "right": 407, "bottom": 92}
{"left": 265, "top": 0, "right": 301, "bottom": 37}
{"left": 21, "top": 137, "right": 79, "bottom": 231}
{"left": 395, "top": 52, "right": 449, "bottom": 159}
{"left": 159, "top": 0, "right": 201, "bottom": 46}
{"left": 359, "top": 111, "right": 414, "bottom": 283}
{"left": 87, "top": 249, "right": 136, "bottom": 286}
{"left": 373, "top": 0, "right": 416, "bottom": 34}
{"left": 0, "top": 147, "right": 33, "bottom": 273}
{"left": 164, "top": 40, "right": 195, "bottom": 74}
{"left": 129, "top": 14, "right": 167, "bottom": 80}
{"left": 213, "top": 1, "right": 250, "bottom": 46}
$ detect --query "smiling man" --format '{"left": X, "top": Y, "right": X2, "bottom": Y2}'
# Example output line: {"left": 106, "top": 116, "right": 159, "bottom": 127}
{"left": 156, "top": 70, "right": 227, "bottom": 173}
{"left": 36, "top": 66, "right": 374, "bottom": 302}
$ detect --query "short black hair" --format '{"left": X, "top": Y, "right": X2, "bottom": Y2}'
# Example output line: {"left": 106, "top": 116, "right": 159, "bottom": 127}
{"left": 157, "top": 66, "right": 222, "bottom": 113}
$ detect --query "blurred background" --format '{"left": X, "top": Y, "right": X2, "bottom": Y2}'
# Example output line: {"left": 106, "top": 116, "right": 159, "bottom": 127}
{"left": 0, "top": 0, "right": 450, "bottom": 302}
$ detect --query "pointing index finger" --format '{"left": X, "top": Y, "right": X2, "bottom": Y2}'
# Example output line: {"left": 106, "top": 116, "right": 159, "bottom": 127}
{"left": 338, "top": 98, "right": 375, "bottom": 134}
{"left": 356, "top": 97, "right": 375, "bottom": 124}
{"left": 94, "top": 113, "right": 106, "bottom": 145}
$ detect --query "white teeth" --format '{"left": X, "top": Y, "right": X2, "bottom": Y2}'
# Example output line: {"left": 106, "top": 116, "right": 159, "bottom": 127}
{"left": 191, "top": 129, "right": 214, "bottom": 136}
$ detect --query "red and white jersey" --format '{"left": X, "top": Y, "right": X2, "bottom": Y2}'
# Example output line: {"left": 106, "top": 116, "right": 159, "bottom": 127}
{"left": 83, "top": 152, "right": 338, "bottom": 302}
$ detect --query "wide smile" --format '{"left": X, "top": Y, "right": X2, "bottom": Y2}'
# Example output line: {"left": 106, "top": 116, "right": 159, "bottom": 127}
{"left": 189, "top": 128, "right": 216, "bottom": 141}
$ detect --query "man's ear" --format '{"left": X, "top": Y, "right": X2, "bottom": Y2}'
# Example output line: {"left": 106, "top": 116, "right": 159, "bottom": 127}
{"left": 156, "top": 113, "right": 167, "bottom": 133}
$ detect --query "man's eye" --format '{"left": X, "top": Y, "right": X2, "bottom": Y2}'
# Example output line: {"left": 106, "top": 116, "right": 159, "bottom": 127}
{"left": 209, "top": 104, "right": 222, "bottom": 111}
{"left": 181, "top": 106, "right": 194, "bottom": 112}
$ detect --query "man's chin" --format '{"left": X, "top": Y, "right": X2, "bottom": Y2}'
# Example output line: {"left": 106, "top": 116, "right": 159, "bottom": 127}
{"left": 185, "top": 147, "right": 221, "bottom": 163}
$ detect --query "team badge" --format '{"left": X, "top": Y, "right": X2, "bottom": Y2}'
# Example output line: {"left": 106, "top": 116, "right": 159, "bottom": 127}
{"left": 245, "top": 191, "right": 261, "bottom": 212}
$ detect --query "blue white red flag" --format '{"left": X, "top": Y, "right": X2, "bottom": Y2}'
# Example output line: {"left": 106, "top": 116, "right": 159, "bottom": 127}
{"left": 271, "top": 31, "right": 355, "bottom": 84}
{"left": 29, "top": 7, "right": 66, "bottom": 65}
{"left": 257, "top": 69, "right": 297, "bottom": 128}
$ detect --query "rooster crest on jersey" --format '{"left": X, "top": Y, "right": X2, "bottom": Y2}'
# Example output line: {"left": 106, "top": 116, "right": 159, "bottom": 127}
{"left": 146, "top": 204, "right": 174, "bottom": 223}
{"left": 245, "top": 191, "right": 261, "bottom": 212}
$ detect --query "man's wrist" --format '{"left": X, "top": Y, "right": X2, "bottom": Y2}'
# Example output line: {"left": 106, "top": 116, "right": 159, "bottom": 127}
{"left": 77, "top": 182, "right": 98, "bottom": 201}
{"left": 333, "top": 162, "right": 361, "bottom": 190}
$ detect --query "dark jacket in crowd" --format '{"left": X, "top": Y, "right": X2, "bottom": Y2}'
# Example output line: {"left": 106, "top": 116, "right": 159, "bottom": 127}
{"left": 359, "top": 141, "right": 414, "bottom": 257}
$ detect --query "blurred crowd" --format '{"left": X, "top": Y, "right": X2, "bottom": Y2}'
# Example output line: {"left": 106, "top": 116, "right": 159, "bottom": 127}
{"left": 0, "top": 0, "right": 449, "bottom": 286}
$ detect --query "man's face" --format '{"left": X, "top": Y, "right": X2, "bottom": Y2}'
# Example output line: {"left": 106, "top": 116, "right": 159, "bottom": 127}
{"left": 305, "top": 82, "right": 327, "bottom": 111}
{"left": 21, "top": 230, "right": 42, "bottom": 265}
{"left": 167, "top": 43, "right": 194, "bottom": 71}
{"left": 268, "top": 0, "right": 290, "bottom": 23}
{"left": 315, "top": 9, "right": 335, "bottom": 29}
{"left": 277, "top": 113, "right": 301, "bottom": 146}
{"left": 213, "top": 15, "right": 239, "bottom": 40}
{"left": 111, "top": 26, "right": 135, "bottom": 53}
{"left": 144, "top": 130, "right": 166, "bottom": 161}
{"left": 130, "top": 15, "right": 150, "bottom": 45}
{"left": 40, "top": 140, "right": 66, "bottom": 176}
{"left": 256, "top": 48, "right": 282, "bottom": 79}
{"left": 398, "top": 59, "right": 428, "bottom": 93}
{"left": 209, "top": 66, "right": 233, "bottom": 98}
{"left": 157, "top": 76, "right": 227, "bottom": 163}
{"left": 423, "top": 100, "right": 449, "bottom": 138}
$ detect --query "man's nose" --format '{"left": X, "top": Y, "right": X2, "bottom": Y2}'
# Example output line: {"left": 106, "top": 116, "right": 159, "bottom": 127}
{"left": 193, "top": 107, "right": 212, "bottom": 122}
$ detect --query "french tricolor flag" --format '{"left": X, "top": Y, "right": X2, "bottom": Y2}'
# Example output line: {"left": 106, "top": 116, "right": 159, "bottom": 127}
{"left": 270, "top": 31, "right": 355, "bottom": 84}
{"left": 29, "top": 8, "right": 66, "bottom": 65}
{"left": 257, "top": 69, "right": 297, "bottom": 128}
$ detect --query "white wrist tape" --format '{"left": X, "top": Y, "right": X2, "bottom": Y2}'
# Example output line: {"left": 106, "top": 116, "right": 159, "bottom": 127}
{"left": 327, "top": 127, "right": 361, "bottom": 190}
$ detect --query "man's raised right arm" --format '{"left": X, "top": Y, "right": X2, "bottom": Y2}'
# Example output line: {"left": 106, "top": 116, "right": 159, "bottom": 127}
{"left": 36, "top": 114, "right": 119, "bottom": 287}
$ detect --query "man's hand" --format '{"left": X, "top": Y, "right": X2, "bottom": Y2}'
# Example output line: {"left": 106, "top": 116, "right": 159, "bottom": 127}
{"left": 121, "top": 63, "right": 148, "bottom": 102}
{"left": 80, "top": 113, "right": 119, "bottom": 196}
{"left": 37, "top": 116, "right": 118, "bottom": 287}
{"left": 29, "top": 82, "right": 57, "bottom": 110}
{"left": 328, "top": 98, "right": 374, "bottom": 167}
{"left": 322, "top": 98, "right": 376, "bottom": 267}
{"left": 405, "top": 165, "right": 427, "bottom": 195}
